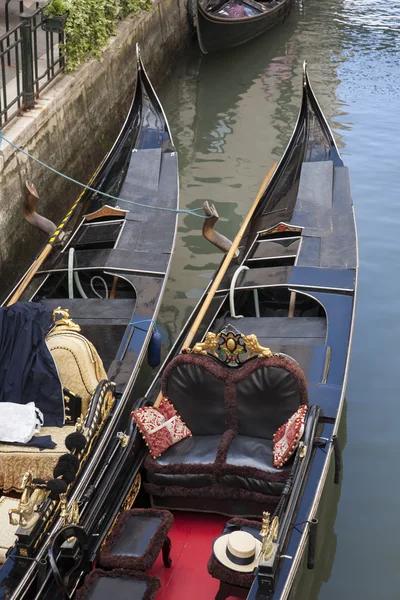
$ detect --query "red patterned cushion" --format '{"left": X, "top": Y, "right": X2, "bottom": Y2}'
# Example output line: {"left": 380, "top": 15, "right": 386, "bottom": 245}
{"left": 273, "top": 405, "right": 308, "bottom": 468}
{"left": 132, "top": 399, "right": 192, "bottom": 459}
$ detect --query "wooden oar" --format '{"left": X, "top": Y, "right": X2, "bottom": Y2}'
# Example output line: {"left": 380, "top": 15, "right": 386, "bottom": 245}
{"left": 153, "top": 161, "right": 277, "bottom": 408}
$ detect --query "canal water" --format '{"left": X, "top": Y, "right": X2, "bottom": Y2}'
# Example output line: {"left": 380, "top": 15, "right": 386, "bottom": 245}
{"left": 156, "top": 0, "right": 400, "bottom": 598}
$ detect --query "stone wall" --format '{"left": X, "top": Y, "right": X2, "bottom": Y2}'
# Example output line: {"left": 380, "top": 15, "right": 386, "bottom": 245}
{"left": 0, "top": 0, "right": 189, "bottom": 298}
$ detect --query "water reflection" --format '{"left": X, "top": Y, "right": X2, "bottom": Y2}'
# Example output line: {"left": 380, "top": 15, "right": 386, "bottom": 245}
{"left": 158, "top": 0, "right": 347, "bottom": 345}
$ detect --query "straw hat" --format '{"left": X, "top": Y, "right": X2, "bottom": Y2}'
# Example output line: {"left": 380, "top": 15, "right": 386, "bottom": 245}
{"left": 213, "top": 530, "right": 262, "bottom": 573}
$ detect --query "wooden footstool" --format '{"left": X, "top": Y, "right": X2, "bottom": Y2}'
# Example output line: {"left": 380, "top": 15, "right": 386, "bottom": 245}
{"left": 99, "top": 509, "right": 173, "bottom": 571}
{"left": 75, "top": 569, "right": 161, "bottom": 600}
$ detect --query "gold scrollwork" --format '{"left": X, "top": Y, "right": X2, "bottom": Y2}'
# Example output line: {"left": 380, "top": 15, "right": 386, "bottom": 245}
{"left": 188, "top": 327, "right": 278, "bottom": 364}
{"left": 60, "top": 493, "right": 80, "bottom": 527}
{"left": 100, "top": 474, "right": 141, "bottom": 549}
{"left": 259, "top": 512, "right": 279, "bottom": 562}
{"left": 101, "top": 389, "right": 115, "bottom": 421}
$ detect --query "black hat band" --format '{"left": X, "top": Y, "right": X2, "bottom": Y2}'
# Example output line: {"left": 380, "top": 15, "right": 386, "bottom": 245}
{"left": 226, "top": 547, "right": 255, "bottom": 566}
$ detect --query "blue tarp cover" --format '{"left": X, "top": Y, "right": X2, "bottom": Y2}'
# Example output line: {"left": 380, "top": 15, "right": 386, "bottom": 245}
{"left": 0, "top": 302, "right": 64, "bottom": 426}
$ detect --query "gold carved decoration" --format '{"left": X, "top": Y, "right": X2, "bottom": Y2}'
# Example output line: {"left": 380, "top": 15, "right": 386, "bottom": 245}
{"left": 122, "top": 473, "right": 141, "bottom": 510}
{"left": 187, "top": 325, "right": 278, "bottom": 366}
{"left": 188, "top": 332, "right": 219, "bottom": 357}
{"left": 84, "top": 205, "right": 128, "bottom": 222}
{"left": 117, "top": 432, "right": 130, "bottom": 448}
{"left": 260, "top": 512, "right": 279, "bottom": 562}
{"left": 101, "top": 390, "right": 115, "bottom": 421}
{"left": 9, "top": 471, "right": 50, "bottom": 530}
{"left": 242, "top": 334, "right": 275, "bottom": 359}
{"left": 101, "top": 474, "right": 141, "bottom": 549}
{"left": 50, "top": 307, "right": 81, "bottom": 333}
{"left": 60, "top": 493, "right": 80, "bottom": 527}
{"left": 299, "top": 441, "right": 307, "bottom": 458}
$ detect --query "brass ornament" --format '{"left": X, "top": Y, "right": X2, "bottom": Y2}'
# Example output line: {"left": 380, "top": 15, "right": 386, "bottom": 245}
{"left": 242, "top": 334, "right": 275, "bottom": 359}
{"left": 49, "top": 307, "right": 81, "bottom": 333}
{"left": 259, "top": 512, "right": 279, "bottom": 562}
{"left": 60, "top": 493, "right": 80, "bottom": 527}
{"left": 188, "top": 325, "right": 278, "bottom": 366}
{"left": 8, "top": 471, "right": 50, "bottom": 530}
{"left": 117, "top": 432, "right": 130, "bottom": 448}
{"left": 299, "top": 441, "right": 307, "bottom": 458}
{"left": 188, "top": 332, "right": 219, "bottom": 357}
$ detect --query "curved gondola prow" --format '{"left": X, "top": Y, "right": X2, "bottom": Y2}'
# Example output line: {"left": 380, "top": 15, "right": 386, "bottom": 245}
{"left": 76, "top": 50, "right": 144, "bottom": 203}
{"left": 303, "top": 60, "right": 343, "bottom": 167}
{"left": 136, "top": 44, "right": 176, "bottom": 147}
{"left": 253, "top": 62, "right": 343, "bottom": 221}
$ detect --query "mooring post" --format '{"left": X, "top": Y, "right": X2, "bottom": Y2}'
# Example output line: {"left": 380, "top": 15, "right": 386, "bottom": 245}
{"left": 20, "top": 13, "right": 35, "bottom": 110}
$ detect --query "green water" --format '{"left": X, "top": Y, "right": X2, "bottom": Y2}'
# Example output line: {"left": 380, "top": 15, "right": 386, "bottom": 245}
{"left": 157, "top": 0, "right": 400, "bottom": 597}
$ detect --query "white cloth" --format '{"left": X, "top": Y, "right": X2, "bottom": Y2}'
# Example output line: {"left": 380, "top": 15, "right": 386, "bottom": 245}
{"left": 0, "top": 402, "right": 44, "bottom": 443}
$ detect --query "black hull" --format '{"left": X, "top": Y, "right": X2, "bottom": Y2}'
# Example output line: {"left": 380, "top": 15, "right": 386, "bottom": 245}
{"left": 0, "top": 48, "right": 178, "bottom": 600}
{"left": 196, "top": 0, "right": 294, "bottom": 53}
{"left": 6, "top": 64, "right": 357, "bottom": 600}
{"left": 102, "top": 64, "right": 356, "bottom": 599}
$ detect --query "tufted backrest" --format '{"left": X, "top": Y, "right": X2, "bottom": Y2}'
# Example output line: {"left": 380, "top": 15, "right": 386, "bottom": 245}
{"left": 235, "top": 359, "right": 308, "bottom": 439}
{"left": 162, "top": 355, "right": 227, "bottom": 435}
{"left": 161, "top": 353, "right": 308, "bottom": 439}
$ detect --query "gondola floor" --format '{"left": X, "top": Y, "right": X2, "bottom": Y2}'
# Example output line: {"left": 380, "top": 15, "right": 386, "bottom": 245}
{"left": 149, "top": 512, "right": 242, "bottom": 599}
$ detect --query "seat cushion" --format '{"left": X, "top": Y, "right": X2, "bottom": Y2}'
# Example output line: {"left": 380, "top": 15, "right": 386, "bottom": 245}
{"left": 219, "top": 436, "right": 291, "bottom": 496}
{"left": 99, "top": 509, "right": 173, "bottom": 571}
{"left": 145, "top": 435, "right": 222, "bottom": 488}
{"left": 46, "top": 328, "right": 107, "bottom": 416}
{"left": 75, "top": 569, "right": 160, "bottom": 600}
{"left": 0, "top": 425, "right": 75, "bottom": 492}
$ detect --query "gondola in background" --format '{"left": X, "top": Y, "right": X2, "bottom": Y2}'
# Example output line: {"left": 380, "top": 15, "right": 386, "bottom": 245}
{"left": 190, "top": 0, "right": 294, "bottom": 53}
{"left": 27, "top": 62, "right": 357, "bottom": 600}
{"left": 0, "top": 45, "right": 179, "bottom": 597}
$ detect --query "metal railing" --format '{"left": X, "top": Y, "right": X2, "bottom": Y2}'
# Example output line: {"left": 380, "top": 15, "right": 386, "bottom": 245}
{"left": 0, "top": 6, "right": 65, "bottom": 127}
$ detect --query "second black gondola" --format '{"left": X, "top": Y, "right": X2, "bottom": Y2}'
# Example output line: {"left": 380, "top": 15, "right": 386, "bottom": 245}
{"left": 0, "top": 45, "right": 178, "bottom": 598}
{"left": 193, "top": 0, "right": 294, "bottom": 53}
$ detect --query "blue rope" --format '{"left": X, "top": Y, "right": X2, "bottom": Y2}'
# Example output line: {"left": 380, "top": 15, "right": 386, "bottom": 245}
{"left": 128, "top": 318, "right": 158, "bottom": 333}
{"left": 0, "top": 133, "right": 208, "bottom": 219}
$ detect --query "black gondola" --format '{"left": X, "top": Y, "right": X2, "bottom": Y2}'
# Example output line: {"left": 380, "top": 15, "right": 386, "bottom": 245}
{"left": 3, "top": 63, "right": 357, "bottom": 600}
{"left": 193, "top": 0, "right": 294, "bottom": 53}
{"left": 0, "top": 45, "right": 178, "bottom": 594}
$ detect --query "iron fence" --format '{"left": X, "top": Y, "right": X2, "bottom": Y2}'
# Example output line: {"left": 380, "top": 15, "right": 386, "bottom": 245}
{"left": 0, "top": 6, "right": 65, "bottom": 127}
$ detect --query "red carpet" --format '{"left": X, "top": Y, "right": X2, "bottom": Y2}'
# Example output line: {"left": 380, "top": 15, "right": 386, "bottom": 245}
{"left": 150, "top": 512, "right": 243, "bottom": 600}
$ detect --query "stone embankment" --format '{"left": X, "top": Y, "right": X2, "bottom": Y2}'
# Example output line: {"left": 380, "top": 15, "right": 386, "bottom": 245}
{"left": 0, "top": 0, "right": 189, "bottom": 296}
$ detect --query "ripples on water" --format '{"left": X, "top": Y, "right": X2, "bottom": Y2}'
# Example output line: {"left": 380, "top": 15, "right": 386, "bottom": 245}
{"left": 158, "top": 1, "right": 400, "bottom": 597}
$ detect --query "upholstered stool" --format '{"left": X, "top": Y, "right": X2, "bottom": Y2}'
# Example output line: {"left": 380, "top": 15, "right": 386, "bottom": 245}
{"left": 99, "top": 509, "right": 173, "bottom": 571}
{"left": 207, "top": 518, "right": 262, "bottom": 600}
{"left": 75, "top": 569, "right": 160, "bottom": 600}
